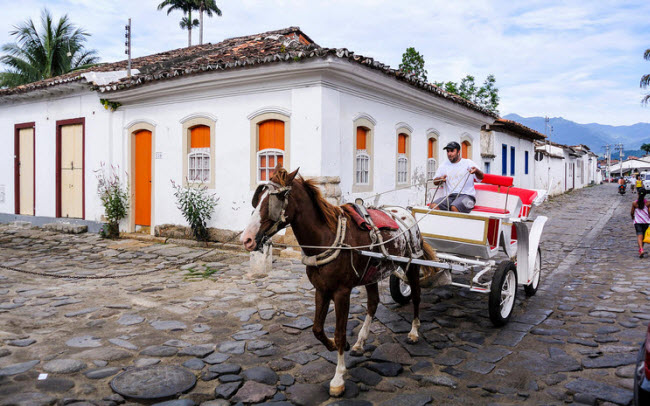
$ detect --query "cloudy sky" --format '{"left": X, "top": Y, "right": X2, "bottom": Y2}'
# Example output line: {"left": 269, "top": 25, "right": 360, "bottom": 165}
{"left": 2, "top": 0, "right": 650, "bottom": 126}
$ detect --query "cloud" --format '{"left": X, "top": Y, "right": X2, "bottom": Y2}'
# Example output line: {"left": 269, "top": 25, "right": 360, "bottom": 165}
{"left": 1, "top": 0, "right": 649, "bottom": 125}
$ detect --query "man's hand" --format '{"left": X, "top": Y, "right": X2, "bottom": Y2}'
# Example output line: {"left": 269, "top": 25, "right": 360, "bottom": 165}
{"left": 468, "top": 167, "right": 484, "bottom": 180}
{"left": 433, "top": 175, "right": 447, "bottom": 185}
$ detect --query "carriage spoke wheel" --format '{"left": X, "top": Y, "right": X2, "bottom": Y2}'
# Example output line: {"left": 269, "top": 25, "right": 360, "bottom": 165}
{"left": 389, "top": 268, "right": 412, "bottom": 305}
{"left": 524, "top": 248, "right": 542, "bottom": 296}
{"left": 489, "top": 260, "right": 517, "bottom": 326}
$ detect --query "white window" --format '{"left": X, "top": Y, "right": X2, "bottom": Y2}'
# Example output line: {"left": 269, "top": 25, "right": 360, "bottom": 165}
{"left": 397, "top": 156, "right": 408, "bottom": 184}
{"left": 397, "top": 155, "right": 409, "bottom": 183}
{"left": 356, "top": 151, "right": 370, "bottom": 184}
{"left": 188, "top": 148, "right": 210, "bottom": 183}
{"left": 427, "top": 158, "right": 437, "bottom": 180}
{"left": 258, "top": 149, "right": 284, "bottom": 183}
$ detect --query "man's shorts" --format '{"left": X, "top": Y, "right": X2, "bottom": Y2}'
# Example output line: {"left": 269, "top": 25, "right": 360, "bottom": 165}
{"left": 635, "top": 223, "right": 649, "bottom": 236}
{"left": 430, "top": 193, "right": 476, "bottom": 213}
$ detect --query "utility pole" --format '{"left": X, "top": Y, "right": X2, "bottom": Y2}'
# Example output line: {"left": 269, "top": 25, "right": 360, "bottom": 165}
{"left": 544, "top": 116, "right": 550, "bottom": 139}
{"left": 603, "top": 144, "right": 611, "bottom": 181}
{"left": 125, "top": 18, "right": 132, "bottom": 77}
{"left": 616, "top": 143, "right": 624, "bottom": 178}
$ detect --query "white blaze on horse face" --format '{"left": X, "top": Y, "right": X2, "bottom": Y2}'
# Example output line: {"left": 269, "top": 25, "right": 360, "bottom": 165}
{"left": 329, "top": 351, "right": 346, "bottom": 394}
{"left": 351, "top": 314, "right": 372, "bottom": 352}
{"left": 241, "top": 191, "right": 268, "bottom": 251}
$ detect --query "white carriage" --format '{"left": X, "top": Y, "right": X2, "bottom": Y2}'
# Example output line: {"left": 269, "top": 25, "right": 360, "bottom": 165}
{"left": 361, "top": 174, "right": 548, "bottom": 326}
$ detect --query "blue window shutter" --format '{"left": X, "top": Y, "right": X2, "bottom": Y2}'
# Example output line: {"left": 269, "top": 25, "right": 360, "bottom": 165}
{"left": 502, "top": 144, "right": 507, "bottom": 175}
{"left": 510, "top": 146, "right": 515, "bottom": 175}
{"left": 485, "top": 162, "right": 491, "bottom": 174}
{"left": 525, "top": 151, "right": 529, "bottom": 174}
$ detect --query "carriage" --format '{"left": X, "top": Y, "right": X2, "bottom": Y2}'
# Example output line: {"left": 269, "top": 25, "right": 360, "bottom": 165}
{"left": 359, "top": 173, "right": 548, "bottom": 326}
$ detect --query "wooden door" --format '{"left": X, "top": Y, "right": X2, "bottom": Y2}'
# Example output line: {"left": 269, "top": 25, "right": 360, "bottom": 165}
{"left": 17, "top": 127, "right": 35, "bottom": 215}
{"left": 60, "top": 124, "right": 83, "bottom": 218}
{"left": 134, "top": 130, "right": 152, "bottom": 226}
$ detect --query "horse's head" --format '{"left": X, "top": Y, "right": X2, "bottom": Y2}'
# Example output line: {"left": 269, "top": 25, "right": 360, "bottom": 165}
{"left": 241, "top": 165, "right": 300, "bottom": 251}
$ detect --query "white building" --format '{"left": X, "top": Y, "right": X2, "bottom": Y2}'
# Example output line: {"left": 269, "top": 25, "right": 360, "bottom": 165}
{"left": 480, "top": 119, "right": 546, "bottom": 189}
{"left": 2, "top": 27, "right": 501, "bottom": 236}
{"left": 534, "top": 141, "right": 600, "bottom": 196}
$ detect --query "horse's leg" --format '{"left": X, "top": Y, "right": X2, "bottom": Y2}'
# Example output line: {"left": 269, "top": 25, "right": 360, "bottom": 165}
{"left": 406, "top": 264, "right": 421, "bottom": 344}
{"left": 312, "top": 289, "right": 336, "bottom": 351}
{"left": 329, "top": 288, "right": 351, "bottom": 397}
{"left": 351, "top": 282, "right": 378, "bottom": 355}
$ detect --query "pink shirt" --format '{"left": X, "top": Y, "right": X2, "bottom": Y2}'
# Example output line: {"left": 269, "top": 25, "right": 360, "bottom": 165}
{"left": 635, "top": 199, "right": 650, "bottom": 224}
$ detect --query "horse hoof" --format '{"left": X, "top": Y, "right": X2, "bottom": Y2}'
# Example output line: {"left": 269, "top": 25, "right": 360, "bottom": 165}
{"left": 330, "top": 384, "right": 345, "bottom": 397}
{"left": 344, "top": 341, "right": 350, "bottom": 351}
{"left": 406, "top": 336, "right": 419, "bottom": 345}
{"left": 349, "top": 348, "right": 363, "bottom": 357}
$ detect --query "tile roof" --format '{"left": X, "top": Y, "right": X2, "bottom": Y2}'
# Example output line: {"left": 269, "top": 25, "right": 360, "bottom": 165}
{"left": 0, "top": 27, "right": 497, "bottom": 118}
{"left": 491, "top": 118, "right": 547, "bottom": 141}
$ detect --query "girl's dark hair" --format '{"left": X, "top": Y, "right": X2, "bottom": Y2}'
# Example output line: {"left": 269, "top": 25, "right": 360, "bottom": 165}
{"left": 638, "top": 188, "right": 647, "bottom": 210}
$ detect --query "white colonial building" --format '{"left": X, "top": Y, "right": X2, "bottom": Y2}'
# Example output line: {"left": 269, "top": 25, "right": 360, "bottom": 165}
{"left": 1, "top": 27, "right": 502, "bottom": 236}
{"left": 534, "top": 141, "right": 600, "bottom": 196}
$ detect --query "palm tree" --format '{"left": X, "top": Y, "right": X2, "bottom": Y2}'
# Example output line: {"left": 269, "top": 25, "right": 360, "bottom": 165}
{"left": 158, "top": 0, "right": 198, "bottom": 47}
{"left": 196, "top": 0, "right": 222, "bottom": 45}
{"left": 642, "top": 48, "right": 650, "bottom": 103}
{"left": 0, "top": 9, "right": 99, "bottom": 88}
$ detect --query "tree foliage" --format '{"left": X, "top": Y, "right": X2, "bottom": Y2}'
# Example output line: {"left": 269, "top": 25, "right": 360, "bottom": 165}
{"left": 0, "top": 8, "right": 99, "bottom": 88}
{"left": 399, "top": 47, "right": 427, "bottom": 82}
{"left": 158, "top": 0, "right": 197, "bottom": 47}
{"left": 642, "top": 48, "right": 650, "bottom": 104}
{"left": 641, "top": 143, "right": 650, "bottom": 155}
{"left": 172, "top": 180, "right": 219, "bottom": 242}
{"left": 195, "top": 0, "right": 222, "bottom": 45}
{"left": 434, "top": 74, "right": 500, "bottom": 114}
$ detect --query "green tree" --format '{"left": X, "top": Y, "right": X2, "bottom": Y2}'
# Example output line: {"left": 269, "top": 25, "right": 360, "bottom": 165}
{"left": 0, "top": 9, "right": 99, "bottom": 88}
{"left": 434, "top": 74, "right": 500, "bottom": 114}
{"left": 641, "top": 143, "right": 650, "bottom": 155}
{"left": 196, "top": 0, "right": 222, "bottom": 45}
{"left": 399, "top": 47, "right": 427, "bottom": 82}
{"left": 642, "top": 48, "right": 650, "bottom": 104}
{"left": 158, "top": 0, "right": 198, "bottom": 47}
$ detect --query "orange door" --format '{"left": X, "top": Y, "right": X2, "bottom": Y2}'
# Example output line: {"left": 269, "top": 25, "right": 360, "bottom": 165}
{"left": 134, "top": 130, "right": 152, "bottom": 226}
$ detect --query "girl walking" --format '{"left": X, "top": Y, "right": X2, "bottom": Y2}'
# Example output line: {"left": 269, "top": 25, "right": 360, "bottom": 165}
{"left": 631, "top": 188, "right": 650, "bottom": 257}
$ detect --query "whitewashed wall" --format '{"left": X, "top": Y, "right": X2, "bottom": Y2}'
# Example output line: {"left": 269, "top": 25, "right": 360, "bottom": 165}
{"left": 482, "top": 131, "right": 536, "bottom": 189}
{"left": 0, "top": 91, "right": 112, "bottom": 220}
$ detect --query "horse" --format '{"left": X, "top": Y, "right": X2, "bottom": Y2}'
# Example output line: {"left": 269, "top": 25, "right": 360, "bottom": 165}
{"left": 240, "top": 166, "right": 437, "bottom": 397}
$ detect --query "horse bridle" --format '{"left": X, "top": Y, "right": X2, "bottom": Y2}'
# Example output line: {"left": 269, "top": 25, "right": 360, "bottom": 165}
{"left": 254, "top": 181, "right": 292, "bottom": 249}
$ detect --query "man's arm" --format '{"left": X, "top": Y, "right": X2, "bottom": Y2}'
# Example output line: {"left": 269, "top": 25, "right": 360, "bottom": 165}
{"left": 469, "top": 167, "right": 484, "bottom": 180}
{"left": 432, "top": 175, "right": 447, "bottom": 185}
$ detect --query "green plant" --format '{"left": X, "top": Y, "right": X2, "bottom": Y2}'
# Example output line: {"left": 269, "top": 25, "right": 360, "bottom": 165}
{"left": 172, "top": 180, "right": 219, "bottom": 241}
{"left": 100, "top": 99, "right": 121, "bottom": 111}
{"left": 399, "top": 47, "right": 428, "bottom": 82}
{"left": 95, "top": 163, "right": 129, "bottom": 238}
{"left": 185, "top": 266, "right": 219, "bottom": 280}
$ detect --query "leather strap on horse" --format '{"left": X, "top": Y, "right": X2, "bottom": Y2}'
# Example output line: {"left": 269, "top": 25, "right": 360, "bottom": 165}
{"left": 301, "top": 216, "right": 348, "bottom": 267}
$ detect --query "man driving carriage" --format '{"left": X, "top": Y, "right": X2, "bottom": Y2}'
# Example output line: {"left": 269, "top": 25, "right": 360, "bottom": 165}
{"left": 429, "top": 141, "right": 484, "bottom": 213}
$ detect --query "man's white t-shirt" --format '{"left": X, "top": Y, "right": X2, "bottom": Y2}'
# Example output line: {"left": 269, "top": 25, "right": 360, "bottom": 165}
{"left": 433, "top": 158, "right": 479, "bottom": 196}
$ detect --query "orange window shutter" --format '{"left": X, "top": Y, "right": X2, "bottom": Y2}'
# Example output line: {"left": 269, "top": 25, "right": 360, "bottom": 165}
{"left": 428, "top": 138, "right": 434, "bottom": 158}
{"left": 398, "top": 134, "right": 407, "bottom": 154}
{"left": 462, "top": 141, "right": 469, "bottom": 159}
{"left": 190, "top": 125, "right": 210, "bottom": 148}
{"left": 356, "top": 128, "right": 367, "bottom": 150}
{"left": 259, "top": 120, "right": 285, "bottom": 151}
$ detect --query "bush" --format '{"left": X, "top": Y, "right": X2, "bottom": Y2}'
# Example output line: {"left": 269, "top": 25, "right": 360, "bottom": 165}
{"left": 95, "top": 163, "right": 129, "bottom": 238}
{"left": 172, "top": 181, "right": 219, "bottom": 242}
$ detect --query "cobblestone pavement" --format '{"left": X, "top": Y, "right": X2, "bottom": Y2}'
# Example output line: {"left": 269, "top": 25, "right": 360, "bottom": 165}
{"left": 0, "top": 183, "right": 647, "bottom": 406}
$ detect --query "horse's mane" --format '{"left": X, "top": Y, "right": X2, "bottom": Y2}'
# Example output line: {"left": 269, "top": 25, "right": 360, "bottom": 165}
{"left": 272, "top": 168, "right": 341, "bottom": 232}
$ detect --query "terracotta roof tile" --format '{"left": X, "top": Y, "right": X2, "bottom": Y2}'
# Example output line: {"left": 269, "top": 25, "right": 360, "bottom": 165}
{"left": 0, "top": 26, "right": 497, "bottom": 118}
{"left": 492, "top": 118, "right": 547, "bottom": 141}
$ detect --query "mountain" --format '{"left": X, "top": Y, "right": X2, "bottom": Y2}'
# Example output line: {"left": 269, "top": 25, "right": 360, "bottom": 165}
{"left": 503, "top": 114, "right": 650, "bottom": 155}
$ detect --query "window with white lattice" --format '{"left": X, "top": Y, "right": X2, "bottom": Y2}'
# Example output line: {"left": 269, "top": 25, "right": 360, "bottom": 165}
{"left": 356, "top": 151, "right": 370, "bottom": 184}
{"left": 188, "top": 149, "right": 210, "bottom": 183}
{"left": 258, "top": 149, "right": 284, "bottom": 183}
{"left": 427, "top": 158, "right": 437, "bottom": 180}
{"left": 397, "top": 156, "right": 408, "bottom": 184}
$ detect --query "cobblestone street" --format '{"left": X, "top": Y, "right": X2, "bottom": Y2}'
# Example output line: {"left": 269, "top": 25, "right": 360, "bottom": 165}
{"left": 0, "top": 183, "right": 647, "bottom": 406}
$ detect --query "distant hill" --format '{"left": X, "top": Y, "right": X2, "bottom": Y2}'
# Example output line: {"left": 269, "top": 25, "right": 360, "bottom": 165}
{"left": 503, "top": 114, "right": 650, "bottom": 155}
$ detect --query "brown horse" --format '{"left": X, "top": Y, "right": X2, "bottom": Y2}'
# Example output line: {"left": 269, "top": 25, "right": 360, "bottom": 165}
{"left": 241, "top": 167, "right": 436, "bottom": 397}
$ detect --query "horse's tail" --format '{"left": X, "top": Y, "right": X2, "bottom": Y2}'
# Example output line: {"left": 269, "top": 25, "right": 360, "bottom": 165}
{"left": 420, "top": 237, "right": 438, "bottom": 278}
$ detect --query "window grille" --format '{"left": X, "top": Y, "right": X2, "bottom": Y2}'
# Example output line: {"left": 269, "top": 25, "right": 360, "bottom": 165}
{"left": 356, "top": 151, "right": 370, "bottom": 184}
{"left": 188, "top": 148, "right": 210, "bottom": 183}
{"left": 397, "top": 156, "right": 408, "bottom": 184}
{"left": 427, "top": 158, "right": 437, "bottom": 180}
{"left": 258, "top": 149, "right": 284, "bottom": 182}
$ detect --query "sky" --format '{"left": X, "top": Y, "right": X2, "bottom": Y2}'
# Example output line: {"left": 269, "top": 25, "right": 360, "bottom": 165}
{"left": 1, "top": 0, "right": 650, "bottom": 126}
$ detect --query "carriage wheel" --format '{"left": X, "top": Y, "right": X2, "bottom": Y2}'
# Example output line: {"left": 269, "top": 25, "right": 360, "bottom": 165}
{"left": 389, "top": 271, "right": 412, "bottom": 305}
{"left": 489, "top": 260, "right": 517, "bottom": 327}
{"left": 524, "top": 248, "right": 542, "bottom": 297}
